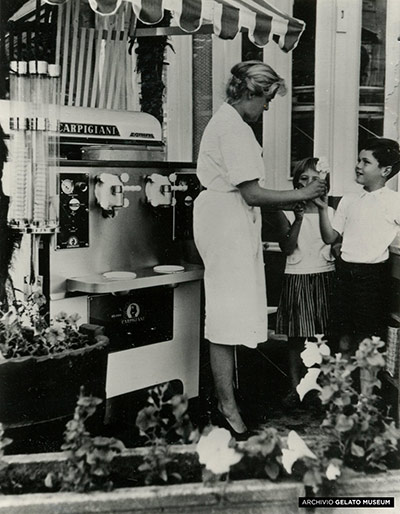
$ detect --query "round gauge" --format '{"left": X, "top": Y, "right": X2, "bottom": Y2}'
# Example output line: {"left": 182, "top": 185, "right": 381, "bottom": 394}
{"left": 61, "top": 179, "right": 74, "bottom": 195}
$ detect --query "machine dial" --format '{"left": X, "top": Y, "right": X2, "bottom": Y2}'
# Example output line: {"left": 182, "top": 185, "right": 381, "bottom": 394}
{"left": 68, "top": 236, "right": 79, "bottom": 247}
{"left": 68, "top": 198, "right": 81, "bottom": 211}
{"left": 75, "top": 181, "right": 88, "bottom": 192}
{"left": 61, "top": 179, "right": 75, "bottom": 195}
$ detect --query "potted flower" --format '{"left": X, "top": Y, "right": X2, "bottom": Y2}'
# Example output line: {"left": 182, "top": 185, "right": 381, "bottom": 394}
{"left": 0, "top": 292, "right": 109, "bottom": 453}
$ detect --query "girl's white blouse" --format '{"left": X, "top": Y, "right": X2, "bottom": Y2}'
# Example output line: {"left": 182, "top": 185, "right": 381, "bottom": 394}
{"left": 283, "top": 208, "right": 336, "bottom": 274}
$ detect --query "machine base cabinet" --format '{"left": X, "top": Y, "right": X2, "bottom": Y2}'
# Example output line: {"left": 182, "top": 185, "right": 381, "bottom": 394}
{"left": 0, "top": 448, "right": 399, "bottom": 513}
{"left": 0, "top": 341, "right": 108, "bottom": 453}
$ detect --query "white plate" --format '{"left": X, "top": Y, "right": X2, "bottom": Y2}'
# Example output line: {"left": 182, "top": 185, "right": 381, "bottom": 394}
{"left": 153, "top": 265, "right": 185, "bottom": 274}
{"left": 103, "top": 271, "right": 137, "bottom": 280}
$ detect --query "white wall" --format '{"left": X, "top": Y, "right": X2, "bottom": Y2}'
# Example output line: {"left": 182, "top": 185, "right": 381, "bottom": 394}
{"left": 314, "top": 0, "right": 362, "bottom": 196}
{"left": 212, "top": 35, "right": 242, "bottom": 113}
{"left": 384, "top": 0, "right": 400, "bottom": 192}
{"left": 262, "top": 0, "right": 293, "bottom": 190}
{"left": 165, "top": 36, "right": 193, "bottom": 162}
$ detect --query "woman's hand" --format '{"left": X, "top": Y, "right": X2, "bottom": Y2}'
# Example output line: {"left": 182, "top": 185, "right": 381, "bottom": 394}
{"left": 299, "top": 179, "right": 326, "bottom": 200}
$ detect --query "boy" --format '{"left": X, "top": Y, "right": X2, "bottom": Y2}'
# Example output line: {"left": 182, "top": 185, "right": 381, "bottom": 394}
{"left": 315, "top": 138, "right": 400, "bottom": 353}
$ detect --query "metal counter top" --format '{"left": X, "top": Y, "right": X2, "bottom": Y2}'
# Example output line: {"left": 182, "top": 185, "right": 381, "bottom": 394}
{"left": 66, "top": 264, "right": 204, "bottom": 294}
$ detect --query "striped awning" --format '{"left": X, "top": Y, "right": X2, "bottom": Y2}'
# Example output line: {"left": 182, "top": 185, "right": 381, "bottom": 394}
{"left": 44, "top": 0, "right": 305, "bottom": 52}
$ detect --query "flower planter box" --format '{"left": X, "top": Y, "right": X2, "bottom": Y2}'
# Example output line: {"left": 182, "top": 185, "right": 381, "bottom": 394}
{"left": 0, "top": 446, "right": 399, "bottom": 514}
{"left": 0, "top": 340, "right": 108, "bottom": 453}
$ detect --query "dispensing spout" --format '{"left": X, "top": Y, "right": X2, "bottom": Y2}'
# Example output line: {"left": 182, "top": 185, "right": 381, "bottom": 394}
{"left": 94, "top": 173, "right": 141, "bottom": 217}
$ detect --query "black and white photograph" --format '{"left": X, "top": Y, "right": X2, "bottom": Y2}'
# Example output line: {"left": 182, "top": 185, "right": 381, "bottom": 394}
{"left": 0, "top": 0, "right": 399, "bottom": 512}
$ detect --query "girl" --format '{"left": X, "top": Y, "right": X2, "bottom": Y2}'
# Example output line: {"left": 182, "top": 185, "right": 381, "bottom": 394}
{"left": 276, "top": 157, "right": 335, "bottom": 404}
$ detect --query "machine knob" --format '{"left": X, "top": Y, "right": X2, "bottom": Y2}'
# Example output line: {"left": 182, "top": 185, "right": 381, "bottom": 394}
{"left": 68, "top": 198, "right": 81, "bottom": 211}
{"left": 75, "top": 181, "right": 88, "bottom": 193}
{"left": 68, "top": 236, "right": 79, "bottom": 247}
{"left": 184, "top": 195, "right": 193, "bottom": 206}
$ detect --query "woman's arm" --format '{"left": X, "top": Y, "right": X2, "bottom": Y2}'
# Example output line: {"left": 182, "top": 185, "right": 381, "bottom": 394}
{"left": 277, "top": 205, "right": 304, "bottom": 255}
{"left": 237, "top": 179, "right": 326, "bottom": 209}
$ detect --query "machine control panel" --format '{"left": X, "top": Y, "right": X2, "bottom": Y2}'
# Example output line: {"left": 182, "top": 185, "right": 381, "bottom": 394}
{"left": 56, "top": 173, "right": 89, "bottom": 249}
{"left": 89, "top": 287, "right": 174, "bottom": 352}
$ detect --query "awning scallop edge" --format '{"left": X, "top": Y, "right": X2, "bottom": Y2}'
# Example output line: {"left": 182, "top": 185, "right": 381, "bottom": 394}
{"left": 44, "top": 0, "right": 305, "bottom": 52}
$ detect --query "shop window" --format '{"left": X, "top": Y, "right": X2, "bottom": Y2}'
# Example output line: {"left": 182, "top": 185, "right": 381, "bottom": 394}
{"left": 291, "top": 0, "right": 316, "bottom": 173}
{"left": 358, "top": 0, "right": 386, "bottom": 151}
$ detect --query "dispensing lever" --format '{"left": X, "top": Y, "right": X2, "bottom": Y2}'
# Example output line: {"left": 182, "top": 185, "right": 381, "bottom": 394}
{"left": 123, "top": 185, "right": 142, "bottom": 193}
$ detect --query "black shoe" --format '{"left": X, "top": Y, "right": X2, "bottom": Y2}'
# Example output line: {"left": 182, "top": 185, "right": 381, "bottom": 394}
{"left": 211, "top": 408, "right": 251, "bottom": 441}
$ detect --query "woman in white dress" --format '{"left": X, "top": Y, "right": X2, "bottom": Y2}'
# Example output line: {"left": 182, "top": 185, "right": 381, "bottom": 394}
{"left": 193, "top": 61, "right": 326, "bottom": 439}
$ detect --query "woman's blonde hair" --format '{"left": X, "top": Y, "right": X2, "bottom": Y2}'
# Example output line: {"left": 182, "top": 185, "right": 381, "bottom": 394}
{"left": 226, "top": 60, "right": 287, "bottom": 104}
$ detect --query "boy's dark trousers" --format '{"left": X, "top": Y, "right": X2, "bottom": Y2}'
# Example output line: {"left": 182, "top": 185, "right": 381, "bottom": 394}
{"left": 331, "top": 257, "right": 389, "bottom": 352}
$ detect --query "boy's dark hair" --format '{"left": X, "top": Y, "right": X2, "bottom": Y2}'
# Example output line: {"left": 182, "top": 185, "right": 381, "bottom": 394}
{"left": 363, "top": 137, "right": 400, "bottom": 180}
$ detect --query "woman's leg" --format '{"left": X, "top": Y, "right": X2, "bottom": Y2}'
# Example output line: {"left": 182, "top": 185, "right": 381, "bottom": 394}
{"left": 209, "top": 342, "right": 247, "bottom": 433}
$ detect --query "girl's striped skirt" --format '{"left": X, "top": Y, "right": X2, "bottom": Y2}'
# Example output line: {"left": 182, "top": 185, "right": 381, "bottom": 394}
{"left": 275, "top": 271, "right": 335, "bottom": 338}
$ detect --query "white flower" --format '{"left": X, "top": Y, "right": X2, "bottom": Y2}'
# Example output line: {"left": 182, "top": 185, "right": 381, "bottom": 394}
{"left": 281, "top": 430, "right": 317, "bottom": 474}
{"left": 314, "top": 334, "right": 331, "bottom": 355}
{"left": 0, "top": 306, "right": 18, "bottom": 326}
{"left": 300, "top": 338, "right": 330, "bottom": 368}
{"left": 196, "top": 427, "right": 242, "bottom": 475}
{"left": 326, "top": 462, "right": 341, "bottom": 480}
{"left": 296, "top": 368, "right": 322, "bottom": 401}
{"left": 301, "top": 342, "right": 322, "bottom": 367}
{"left": 315, "top": 156, "right": 330, "bottom": 178}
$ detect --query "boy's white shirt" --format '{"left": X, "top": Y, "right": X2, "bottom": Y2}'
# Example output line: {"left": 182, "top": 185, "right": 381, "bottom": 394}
{"left": 332, "top": 186, "right": 400, "bottom": 263}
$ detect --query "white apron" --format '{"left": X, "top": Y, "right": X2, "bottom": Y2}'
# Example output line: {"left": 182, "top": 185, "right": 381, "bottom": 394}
{"left": 193, "top": 189, "right": 268, "bottom": 348}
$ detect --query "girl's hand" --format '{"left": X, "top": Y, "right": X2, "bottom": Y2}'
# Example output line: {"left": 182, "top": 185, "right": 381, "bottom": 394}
{"left": 294, "top": 202, "right": 305, "bottom": 220}
{"left": 300, "top": 179, "right": 326, "bottom": 200}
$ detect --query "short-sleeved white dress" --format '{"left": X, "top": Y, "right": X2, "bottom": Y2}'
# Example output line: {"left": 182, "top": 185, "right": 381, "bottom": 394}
{"left": 193, "top": 103, "right": 268, "bottom": 348}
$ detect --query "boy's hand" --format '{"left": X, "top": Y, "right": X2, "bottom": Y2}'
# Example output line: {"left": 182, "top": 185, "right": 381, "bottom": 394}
{"left": 300, "top": 179, "right": 326, "bottom": 200}
{"left": 313, "top": 195, "right": 328, "bottom": 209}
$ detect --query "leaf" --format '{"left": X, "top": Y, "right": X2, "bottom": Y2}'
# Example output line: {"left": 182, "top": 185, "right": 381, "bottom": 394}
{"left": 370, "top": 461, "right": 387, "bottom": 471}
{"left": 44, "top": 472, "right": 54, "bottom": 489}
{"left": 351, "top": 443, "right": 365, "bottom": 457}
{"left": 335, "top": 414, "right": 354, "bottom": 433}
{"left": 320, "top": 385, "right": 335, "bottom": 403}
{"left": 138, "top": 462, "right": 151, "bottom": 472}
{"left": 160, "top": 469, "right": 168, "bottom": 483}
{"left": 264, "top": 460, "right": 280, "bottom": 480}
{"left": 366, "top": 353, "right": 385, "bottom": 367}
{"left": 303, "top": 469, "right": 322, "bottom": 491}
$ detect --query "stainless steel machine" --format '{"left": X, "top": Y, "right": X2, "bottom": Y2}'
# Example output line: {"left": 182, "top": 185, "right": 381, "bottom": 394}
{"left": 1, "top": 98, "right": 203, "bottom": 401}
